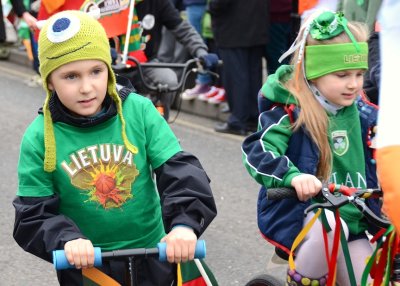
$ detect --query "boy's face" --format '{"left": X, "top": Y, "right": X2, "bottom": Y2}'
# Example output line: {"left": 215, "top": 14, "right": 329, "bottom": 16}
{"left": 311, "top": 69, "right": 365, "bottom": 107}
{"left": 48, "top": 59, "right": 109, "bottom": 117}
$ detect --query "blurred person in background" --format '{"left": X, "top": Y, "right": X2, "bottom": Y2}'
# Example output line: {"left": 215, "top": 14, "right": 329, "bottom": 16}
{"left": 210, "top": 0, "right": 269, "bottom": 135}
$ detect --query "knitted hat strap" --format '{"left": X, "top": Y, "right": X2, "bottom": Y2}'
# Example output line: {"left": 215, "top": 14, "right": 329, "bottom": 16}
{"left": 43, "top": 93, "right": 56, "bottom": 172}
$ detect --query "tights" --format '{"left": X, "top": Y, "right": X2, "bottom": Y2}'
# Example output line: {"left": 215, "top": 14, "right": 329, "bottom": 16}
{"left": 295, "top": 210, "right": 373, "bottom": 286}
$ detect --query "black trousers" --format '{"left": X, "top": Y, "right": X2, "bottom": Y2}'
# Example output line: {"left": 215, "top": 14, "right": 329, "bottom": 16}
{"left": 218, "top": 46, "right": 264, "bottom": 130}
{"left": 57, "top": 257, "right": 176, "bottom": 286}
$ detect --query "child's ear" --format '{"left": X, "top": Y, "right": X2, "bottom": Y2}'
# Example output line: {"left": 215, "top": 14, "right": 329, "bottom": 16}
{"left": 47, "top": 81, "right": 54, "bottom": 91}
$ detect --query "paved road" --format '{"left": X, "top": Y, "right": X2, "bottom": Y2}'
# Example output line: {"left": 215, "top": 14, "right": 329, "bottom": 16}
{"left": 0, "top": 60, "right": 286, "bottom": 285}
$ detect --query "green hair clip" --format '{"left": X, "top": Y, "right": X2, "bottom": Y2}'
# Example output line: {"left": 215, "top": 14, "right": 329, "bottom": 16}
{"left": 309, "top": 11, "right": 360, "bottom": 52}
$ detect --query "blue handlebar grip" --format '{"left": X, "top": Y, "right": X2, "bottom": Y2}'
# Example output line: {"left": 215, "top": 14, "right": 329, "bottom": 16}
{"left": 158, "top": 240, "right": 206, "bottom": 262}
{"left": 53, "top": 247, "right": 102, "bottom": 270}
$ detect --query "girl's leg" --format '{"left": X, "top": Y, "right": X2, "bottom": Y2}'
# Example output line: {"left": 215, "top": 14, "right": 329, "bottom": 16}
{"left": 295, "top": 210, "right": 349, "bottom": 278}
{"left": 336, "top": 238, "right": 373, "bottom": 286}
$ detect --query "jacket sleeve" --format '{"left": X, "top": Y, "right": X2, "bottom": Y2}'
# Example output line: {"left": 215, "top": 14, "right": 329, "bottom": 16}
{"left": 154, "top": 151, "right": 217, "bottom": 237}
{"left": 13, "top": 195, "right": 86, "bottom": 263}
{"left": 168, "top": 20, "right": 209, "bottom": 58}
{"left": 241, "top": 107, "right": 301, "bottom": 188}
{"left": 157, "top": 0, "right": 208, "bottom": 58}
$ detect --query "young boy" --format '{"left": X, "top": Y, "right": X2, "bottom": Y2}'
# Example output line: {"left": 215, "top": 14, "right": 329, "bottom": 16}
{"left": 12, "top": 10, "right": 217, "bottom": 285}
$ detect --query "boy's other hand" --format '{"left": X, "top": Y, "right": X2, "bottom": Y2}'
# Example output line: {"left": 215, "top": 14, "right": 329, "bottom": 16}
{"left": 161, "top": 226, "right": 197, "bottom": 264}
{"left": 64, "top": 238, "right": 95, "bottom": 269}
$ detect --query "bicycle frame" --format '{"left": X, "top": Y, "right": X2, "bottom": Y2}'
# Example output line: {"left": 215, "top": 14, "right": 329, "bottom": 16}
{"left": 266, "top": 184, "right": 399, "bottom": 286}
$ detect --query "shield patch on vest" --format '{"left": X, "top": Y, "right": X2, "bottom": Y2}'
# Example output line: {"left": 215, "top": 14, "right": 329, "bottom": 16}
{"left": 332, "top": 130, "right": 349, "bottom": 156}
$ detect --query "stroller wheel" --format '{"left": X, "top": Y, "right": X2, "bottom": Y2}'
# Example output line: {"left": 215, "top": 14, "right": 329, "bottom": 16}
{"left": 245, "top": 274, "right": 283, "bottom": 286}
{"left": 0, "top": 46, "right": 10, "bottom": 59}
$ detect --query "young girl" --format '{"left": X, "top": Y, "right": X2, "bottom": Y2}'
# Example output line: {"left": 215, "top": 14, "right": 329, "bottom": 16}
{"left": 12, "top": 10, "right": 217, "bottom": 285}
{"left": 242, "top": 11, "right": 380, "bottom": 285}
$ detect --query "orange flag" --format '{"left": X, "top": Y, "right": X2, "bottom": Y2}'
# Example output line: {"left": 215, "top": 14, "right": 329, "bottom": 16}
{"left": 298, "top": 0, "right": 319, "bottom": 15}
{"left": 41, "top": 0, "right": 66, "bottom": 14}
{"left": 375, "top": 0, "right": 400, "bottom": 232}
{"left": 80, "top": 0, "right": 131, "bottom": 38}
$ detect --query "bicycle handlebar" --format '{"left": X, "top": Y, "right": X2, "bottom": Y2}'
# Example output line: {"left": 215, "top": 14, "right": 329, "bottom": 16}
{"left": 266, "top": 185, "right": 389, "bottom": 228}
{"left": 53, "top": 240, "right": 206, "bottom": 270}
{"left": 113, "top": 57, "right": 222, "bottom": 93}
{"left": 266, "top": 187, "right": 297, "bottom": 200}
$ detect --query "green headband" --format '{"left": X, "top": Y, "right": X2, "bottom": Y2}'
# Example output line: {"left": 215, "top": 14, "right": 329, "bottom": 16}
{"left": 305, "top": 42, "right": 368, "bottom": 79}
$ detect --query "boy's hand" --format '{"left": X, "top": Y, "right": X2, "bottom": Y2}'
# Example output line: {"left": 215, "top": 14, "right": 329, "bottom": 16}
{"left": 291, "top": 174, "right": 322, "bottom": 201}
{"left": 64, "top": 238, "right": 95, "bottom": 269}
{"left": 161, "top": 226, "right": 197, "bottom": 264}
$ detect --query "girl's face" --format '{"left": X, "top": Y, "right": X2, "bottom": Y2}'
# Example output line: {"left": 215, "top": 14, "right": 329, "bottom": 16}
{"left": 48, "top": 59, "right": 109, "bottom": 117}
{"left": 311, "top": 69, "right": 365, "bottom": 107}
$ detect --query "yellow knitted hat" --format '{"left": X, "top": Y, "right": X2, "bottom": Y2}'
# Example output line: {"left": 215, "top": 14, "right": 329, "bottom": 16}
{"left": 38, "top": 10, "right": 137, "bottom": 172}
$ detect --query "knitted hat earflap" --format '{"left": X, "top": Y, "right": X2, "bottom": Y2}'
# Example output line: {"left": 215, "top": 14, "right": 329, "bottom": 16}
{"left": 43, "top": 91, "right": 56, "bottom": 172}
{"left": 107, "top": 71, "right": 138, "bottom": 155}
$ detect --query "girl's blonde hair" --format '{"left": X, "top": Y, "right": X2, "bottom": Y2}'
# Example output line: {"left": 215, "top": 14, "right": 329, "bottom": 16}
{"left": 284, "top": 20, "right": 369, "bottom": 181}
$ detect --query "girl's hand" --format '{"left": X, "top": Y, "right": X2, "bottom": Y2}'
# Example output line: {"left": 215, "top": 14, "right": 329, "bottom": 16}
{"left": 291, "top": 174, "right": 322, "bottom": 201}
{"left": 64, "top": 238, "right": 95, "bottom": 269}
{"left": 161, "top": 226, "right": 197, "bottom": 264}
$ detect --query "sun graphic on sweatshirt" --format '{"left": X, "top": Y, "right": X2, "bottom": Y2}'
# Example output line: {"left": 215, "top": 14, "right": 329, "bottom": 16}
{"left": 70, "top": 161, "right": 139, "bottom": 209}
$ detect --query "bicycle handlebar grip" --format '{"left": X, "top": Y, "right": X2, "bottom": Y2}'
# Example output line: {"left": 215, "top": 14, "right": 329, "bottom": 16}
{"left": 53, "top": 247, "right": 102, "bottom": 270}
{"left": 53, "top": 240, "right": 206, "bottom": 270}
{"left": 158, "top": 240, "right": 206, "bottom": 262}
{"left": 267, "top": 187, "right": 298, "bottom": 200}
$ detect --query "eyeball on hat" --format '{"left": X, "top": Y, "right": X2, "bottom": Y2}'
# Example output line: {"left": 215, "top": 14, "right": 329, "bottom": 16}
{"left": 46, "top": 14, "right": 81, "bottom": 43}
{"left": 38, "top": 10, "right": 137, "bottom": 172}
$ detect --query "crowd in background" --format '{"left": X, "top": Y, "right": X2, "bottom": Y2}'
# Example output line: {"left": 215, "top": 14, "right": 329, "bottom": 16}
{"left": 1, "top": 0, "right": 383, "bottom": 133}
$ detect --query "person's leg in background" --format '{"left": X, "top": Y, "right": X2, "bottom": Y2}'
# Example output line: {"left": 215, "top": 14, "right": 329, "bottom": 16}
{"left": 30, "top": 31, "right": 39, "bottom": 74}
{"left": 246, "top": 46, "right": 264, "bottom": 131}
{"left": 186, "top": 4, "right": 206, "bottom": 34}
{"left": 24, "top": 31, "right": 42, "bottom": 87}
{"left": 265, "top": 22, "right": 291, "bottom": 75}
{"left": 215, "top": 46, "right": 263, "bottom": 135}
{"left": 0, "top": 4, "right": 6, "bottom": 43}
{"left": 200, "top": 11, "right": 226, "bottom": 105}
{"left": 181, "top": 2, "right": 215, "bottom": 101}
{"left": 265, "top": 0, "right": 292, "bottom": 76}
